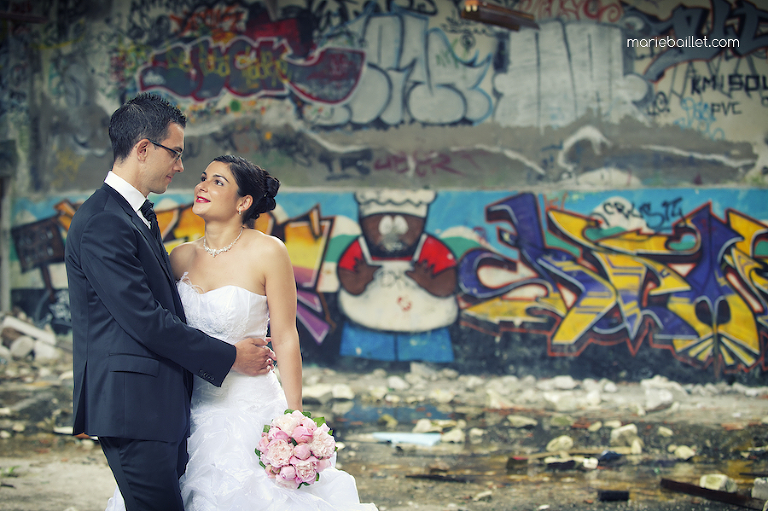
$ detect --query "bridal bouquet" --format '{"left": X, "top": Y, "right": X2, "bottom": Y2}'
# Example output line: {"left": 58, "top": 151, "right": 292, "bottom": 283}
{"left": 256, "top": 409, "right": 336, "bottom": 489}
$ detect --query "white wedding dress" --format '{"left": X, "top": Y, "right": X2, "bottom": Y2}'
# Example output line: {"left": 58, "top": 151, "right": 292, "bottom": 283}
{"left": 105, "top": 274, "right": 377, "bottom": 511}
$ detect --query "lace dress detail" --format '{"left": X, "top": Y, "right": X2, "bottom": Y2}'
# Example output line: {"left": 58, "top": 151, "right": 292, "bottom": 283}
{"left": 105, "top": 273, "right": 376, "bottom": 511}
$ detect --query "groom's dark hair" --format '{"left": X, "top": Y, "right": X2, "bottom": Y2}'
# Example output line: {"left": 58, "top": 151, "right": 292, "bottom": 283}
{"left": 213, "top": 154, "right": 279, "bottom": 229}
{"left": 109, "top": 93, "right": 187, "bottom": 163}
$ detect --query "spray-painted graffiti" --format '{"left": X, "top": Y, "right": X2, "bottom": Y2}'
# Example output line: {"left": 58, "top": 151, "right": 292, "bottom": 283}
{"left": 140, "top": 37, "right": 365, "bottom": 104}
{"left": 10, "top": 187, "right": 768, "bottom": 378}
{"left": 336, "top": 190, "right": 458, "bottom": 362}
{"left": 626, "top": 0, "right": 768, "bottom": 82}
{"left": 10, "top": 198, "right": 334, "bottom": 345}
{"left": 515, "top": 0, "right": 623, "bottom": 23}
{"left": 458, "top": 191, "right": 768, "bottom": 377}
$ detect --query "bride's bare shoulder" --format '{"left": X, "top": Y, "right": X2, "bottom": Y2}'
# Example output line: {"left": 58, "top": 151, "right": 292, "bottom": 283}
{"left": 240, "top": 229, "right": 289, "bottom": 264}
{"left": 169, "top": 239, "right": 200, "bottom": 277}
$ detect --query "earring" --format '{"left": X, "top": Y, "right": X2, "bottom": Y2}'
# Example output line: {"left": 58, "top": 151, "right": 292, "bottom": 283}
{"left": 238, "top": 209, "right": 242, "bottom": 215}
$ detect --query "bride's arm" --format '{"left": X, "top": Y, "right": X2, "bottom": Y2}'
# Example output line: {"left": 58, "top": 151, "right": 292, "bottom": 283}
{"left": 262, "top": 236, "right": 303, "bottom": 411}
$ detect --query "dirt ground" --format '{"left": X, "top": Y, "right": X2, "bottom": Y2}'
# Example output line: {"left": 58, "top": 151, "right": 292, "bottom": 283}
{"left": 2, "top": 398, "right": 767, "bottom": 511}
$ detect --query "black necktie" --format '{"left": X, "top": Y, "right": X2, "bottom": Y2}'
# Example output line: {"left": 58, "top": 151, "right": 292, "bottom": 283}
{"left": 140, "top": 200, "right": 162, "bottom": 241}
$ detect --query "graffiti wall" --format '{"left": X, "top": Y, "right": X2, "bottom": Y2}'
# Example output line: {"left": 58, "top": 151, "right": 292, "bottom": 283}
{"left": 10, "top": 187, "right": 768, "bottom": 381}
{"left": 2, "top": 0, "right": 768, "bottom": 380}
{"left": 1, "top": 0, "right": 765, "bottom": 193}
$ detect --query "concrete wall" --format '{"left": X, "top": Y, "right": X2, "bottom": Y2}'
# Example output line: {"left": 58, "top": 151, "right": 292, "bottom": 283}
{"left": 3, "top": 0, "right": 768, "bottom": 382}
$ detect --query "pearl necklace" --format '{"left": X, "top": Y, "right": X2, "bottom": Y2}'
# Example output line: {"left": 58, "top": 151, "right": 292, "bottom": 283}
{"left": 203, "top": 227, "right": 244, "bottom": 258}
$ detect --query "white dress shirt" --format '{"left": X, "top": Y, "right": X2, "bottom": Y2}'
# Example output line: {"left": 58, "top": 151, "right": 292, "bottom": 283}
{"left": 104, "top": 171, "right": 151, "bottom": 228}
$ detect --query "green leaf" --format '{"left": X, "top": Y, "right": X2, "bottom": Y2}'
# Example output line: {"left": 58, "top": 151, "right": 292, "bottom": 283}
{"left": 302, "top": 410, "right": 312, "bottom": 418}
{"left": 259, "top": 461, "right": 266, "bottom": 469}
{"left": 284, "top": 409, "right": 294, "bottom": 414}
{"left": 263, "top": 425, "right": 270, "bottom": 433}
{"left": 313, "top": 416, "right": 326, "bottom": 427}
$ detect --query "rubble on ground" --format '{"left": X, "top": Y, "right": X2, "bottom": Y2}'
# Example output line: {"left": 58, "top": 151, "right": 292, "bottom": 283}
{"left": 4, "top": 309, "right": 768, "bottom": 506}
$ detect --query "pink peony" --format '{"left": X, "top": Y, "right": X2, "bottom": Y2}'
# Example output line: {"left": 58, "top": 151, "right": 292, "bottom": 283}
{"left": 292, "top": 443, "right": 312, "bottom": 461}
{"left": 265, "top": 439, "right": 293, "bottom": 467}
{"left": 292, "top": 425, "right": 314, "bottom": 444}
{"left": 309, "top": 424, "right": 336, "bottom": 459}
{"left": 315, "top": 458, "right": 331, "bottom": 472}
{"left": 268, "top": 427, "right": 290, "bottom": 442}
{"left": 292, "top": 458, "right": 318, "bottom": 484}
{"left": 272, "top": 411, "right": 303, "bottom": 436}
{"left": 275, "top": 465, "right": 299, "bottom": 489}
{"left": 264, "top": 464, "right": 280, "bottom": 479}
{"left": 300, "top": 417, "right": 318, "bottom": 433}
{"left": 257, "top": 434, "right": 270, "bottom": 455}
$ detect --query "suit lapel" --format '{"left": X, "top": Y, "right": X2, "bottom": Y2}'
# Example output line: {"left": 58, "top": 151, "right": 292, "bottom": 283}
{"left": 101, "top": 184, "right": 177, "bottom": 287}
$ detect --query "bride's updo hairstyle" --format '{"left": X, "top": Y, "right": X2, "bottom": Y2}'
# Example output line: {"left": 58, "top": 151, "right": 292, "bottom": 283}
{"left": 213, "top": 154, "right": 280, "bottom": 228}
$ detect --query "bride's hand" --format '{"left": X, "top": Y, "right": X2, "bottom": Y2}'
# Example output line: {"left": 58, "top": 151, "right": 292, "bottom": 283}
{"left": 232, "top": 337, "right": 277, "bottom": 376}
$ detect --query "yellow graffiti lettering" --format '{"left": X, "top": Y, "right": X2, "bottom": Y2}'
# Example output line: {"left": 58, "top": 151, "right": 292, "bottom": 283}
{"left": 546, "top": 259, "right": 616, "bottom": 346}
{"left": 727, "top": 210, "right": 768, "bottom": 256}
{"left": 547, "top": 209, "right": 600, "bottom": 250}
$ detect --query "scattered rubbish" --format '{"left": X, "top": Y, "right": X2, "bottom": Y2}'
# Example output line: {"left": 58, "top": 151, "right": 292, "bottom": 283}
{"left": 597, "top": 490, "right": 629, "bottom": 501}
{"left": 660, "top": 478, "right": 765, "bottom": 510}
{"left": 597, "top": 450, "right": 622, "bottom": 463}
{"left": 405, "top": 473, "right": 477, "bottom": 483}
{"left": 371, "top": 432, "right": 441, "bottom": 446}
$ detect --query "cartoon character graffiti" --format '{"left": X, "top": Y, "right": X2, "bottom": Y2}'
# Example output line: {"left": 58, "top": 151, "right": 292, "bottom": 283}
{"left": 337, "top": 190, "right": 458, "bottom": 362}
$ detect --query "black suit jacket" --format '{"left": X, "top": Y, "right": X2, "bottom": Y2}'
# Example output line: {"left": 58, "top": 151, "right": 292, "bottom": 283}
{"left": 65, "top": 184, "right": 236, "bottom": 442}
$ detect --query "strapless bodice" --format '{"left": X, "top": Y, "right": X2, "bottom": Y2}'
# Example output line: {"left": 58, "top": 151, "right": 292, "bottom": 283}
{"left": 177, "top": 273, "right": 269, "bottom": 344}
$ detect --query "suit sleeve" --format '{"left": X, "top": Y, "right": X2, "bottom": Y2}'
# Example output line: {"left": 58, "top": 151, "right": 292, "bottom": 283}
{"left": 79, "top": 210, "right": 235, "bottom": 386}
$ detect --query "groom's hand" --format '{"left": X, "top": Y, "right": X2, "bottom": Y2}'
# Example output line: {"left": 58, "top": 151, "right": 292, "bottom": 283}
{"left": 232, "top": 337, "right": 277, "bottom": 375}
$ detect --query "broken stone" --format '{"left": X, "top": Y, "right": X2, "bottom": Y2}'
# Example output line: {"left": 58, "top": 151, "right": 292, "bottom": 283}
{"left": 413, "top": 418, "right": 442, "bottom": 433}
{"left": 645, "top": 387, "right": 674, "bottom": 411}
{"left": 610, "top": 424, "right": 638, "bottom": 447}
{"left": 752, "top": 477, "right": 768, "bottom": 500}
{"left": 428, "top": 388, "right": 455, "bottom": 404}
{"left": 331, "top": 383, "right": 355, "bottom": 400}
{"left": 543, "top": 391, "right": 577, "bottom": 412}
{"left": 368, "top": 386, "right": 388, "bottom": 401}
{"left": 486, "top": 389, "right": 515, "bottom": 409}
{"left": 441, "top": 428, "right": 465, "bottom": 443}
{"left": 302, "top": 383, "right": 334, "bottom": 404}
{"left": 387, "top": 375, "right": 409, "bottom": 390}
{"left": 674, "top": 445, "right": 695, "bottom": 460}
{"left": 472, "top": 490, "right": 493, "bottom": 502}
{"left": 10, "top": 336, "right": 34, "bottom": 359}
{"left": 507, "top": 415, "right": 537, "bottom": 429}
{"left": 34, "top": 339, "right": 61, "bottom": 361}
{"left": 588, "top": 421, "right": 602, "bottom": 432}
{"left": 546, "top": 435, "right": 573, "bottom": 452}
{"left": 409, "top": 362, "right": 438, "bottom": 380}
{"left": 657, "top": 426, "right": 674, "bottom": 437}
{"left": 699, "top": 473, "right": 737, "bottom": 492}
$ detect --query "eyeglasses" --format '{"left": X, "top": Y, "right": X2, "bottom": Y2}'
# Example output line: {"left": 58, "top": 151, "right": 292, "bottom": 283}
{"left": 149, "top": 140, "right": 183, "bottom": 162}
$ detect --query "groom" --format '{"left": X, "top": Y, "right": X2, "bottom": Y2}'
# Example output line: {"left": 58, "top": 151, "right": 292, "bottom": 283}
{"left": 65, "top": 93, "right": 275, "bottom": 510}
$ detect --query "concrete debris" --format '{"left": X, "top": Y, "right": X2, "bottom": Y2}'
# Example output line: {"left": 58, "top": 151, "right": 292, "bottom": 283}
{"left": 545, "top": 435, "right": 573, "bottom": 452}
{"left": 699, "top": 473, "right": 737, "bottom": 492}
{"left": 1, "top": 312, "right": 66, "bottom": 362}
{"left": 471, "top": 489, "right": 493, "bottom": 502}
{"left": 752, "top": 477, "right": 768, "bottom": 500}
{"left": 673, "top": 445, "right": 696, "bottom": 460}
{"left": 507, "top": 415, "right": 537, "bottom": 429}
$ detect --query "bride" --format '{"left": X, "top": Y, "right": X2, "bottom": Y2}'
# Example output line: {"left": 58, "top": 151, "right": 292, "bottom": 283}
{"left": 106, "top": 155, "right": 377, "bottom": 510}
